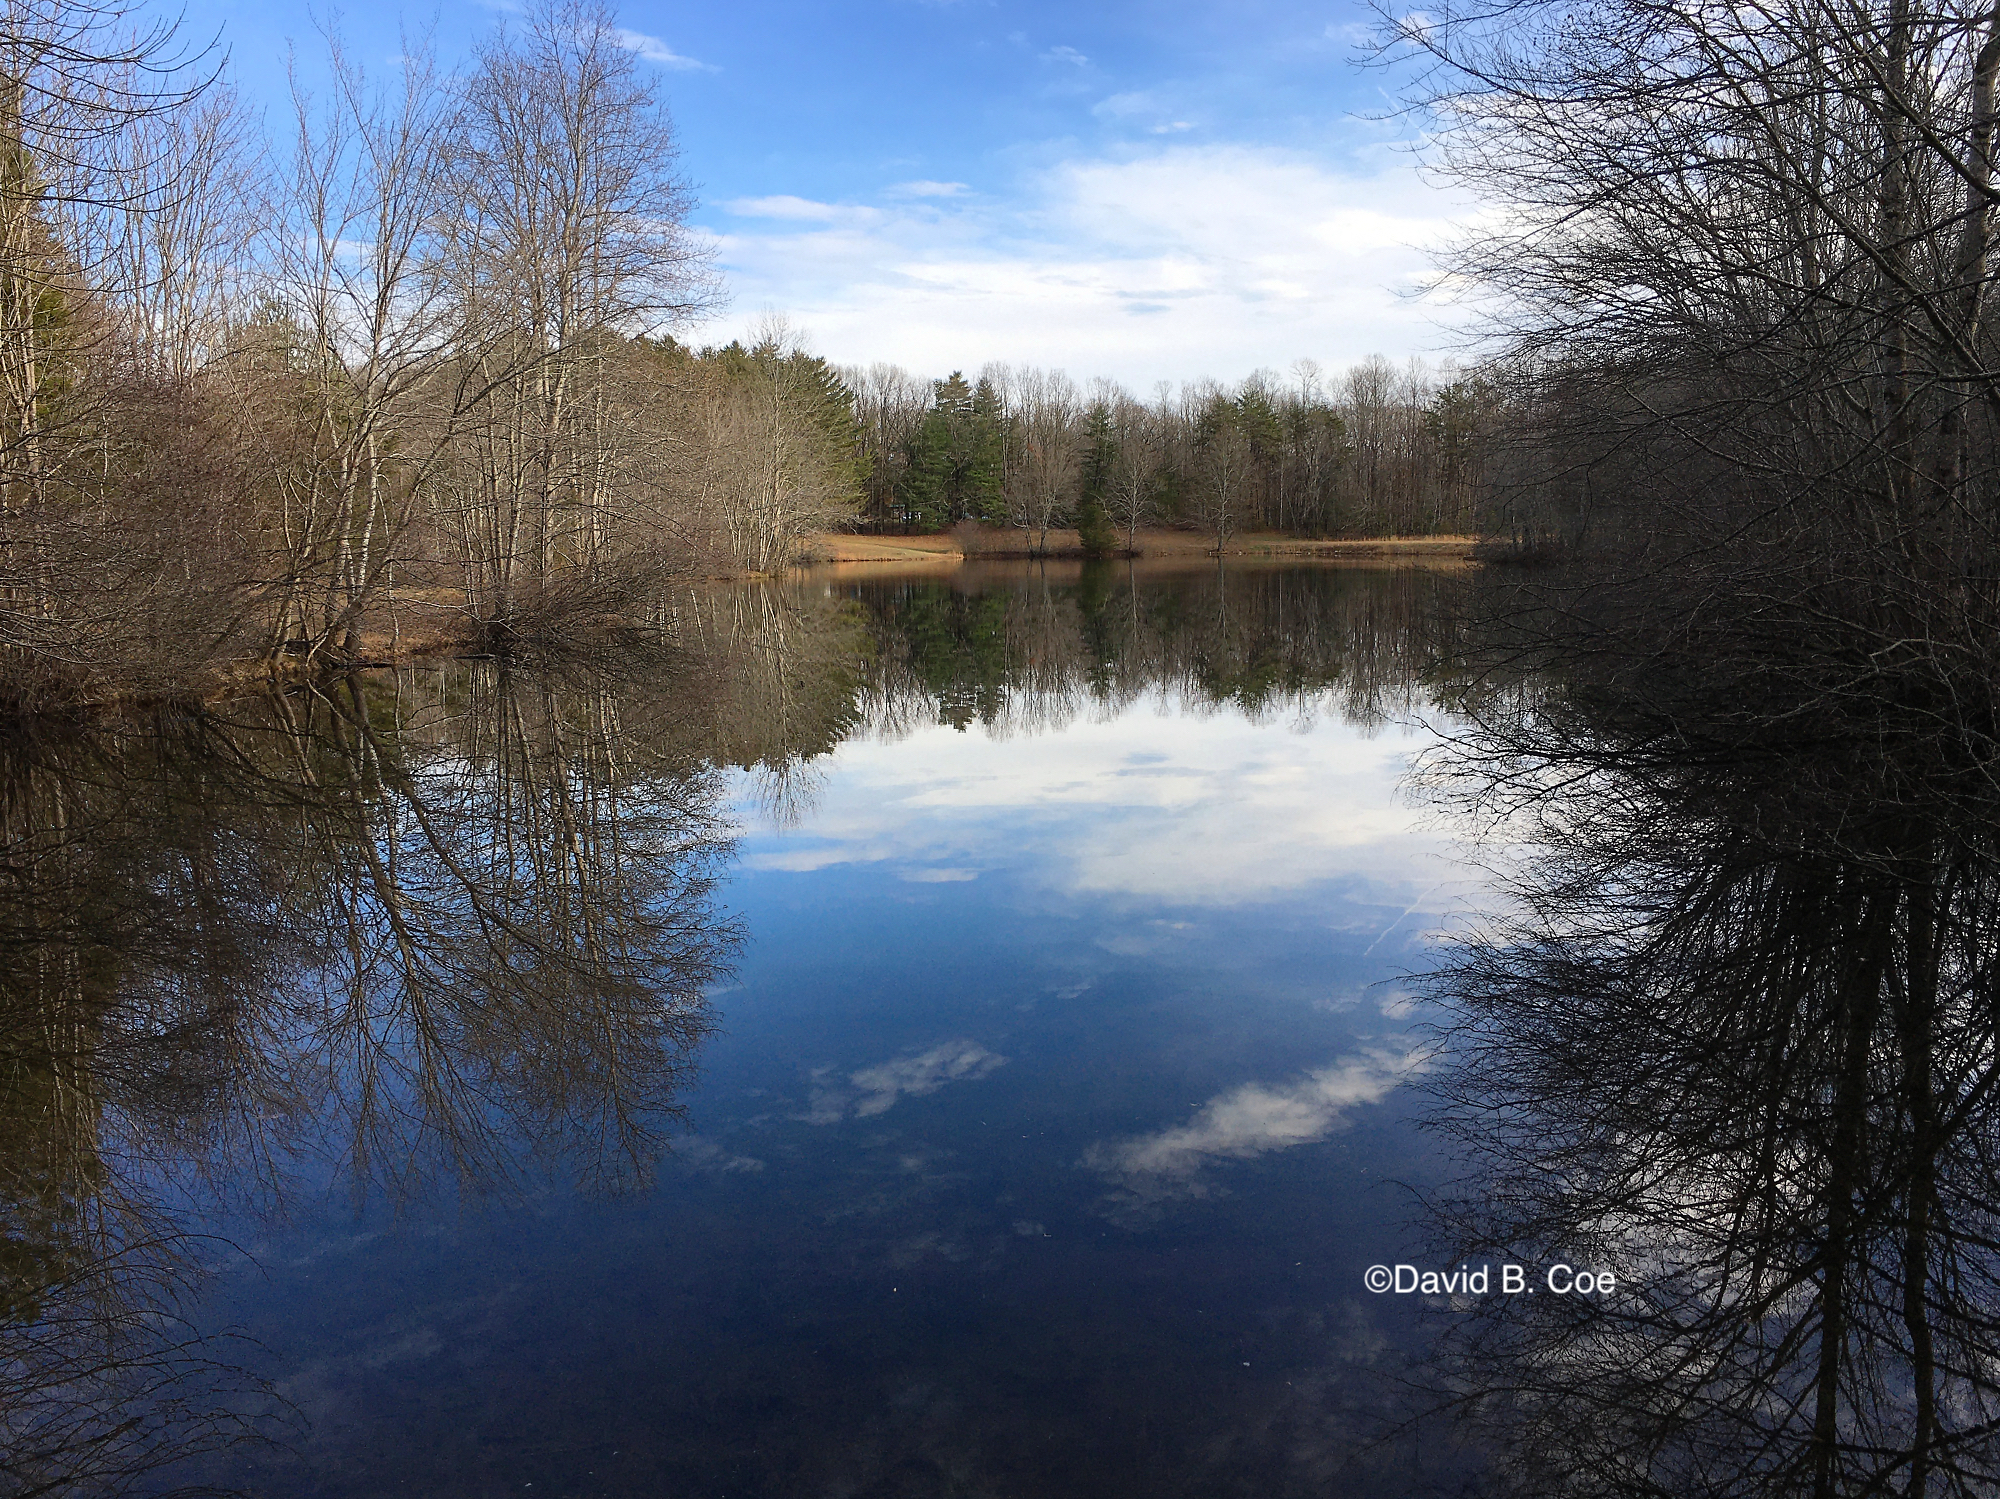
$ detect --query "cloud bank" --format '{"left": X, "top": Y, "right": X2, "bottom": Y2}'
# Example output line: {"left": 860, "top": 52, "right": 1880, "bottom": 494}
{"left": 702, "top": 143, "right": 1479, "bottom": 386}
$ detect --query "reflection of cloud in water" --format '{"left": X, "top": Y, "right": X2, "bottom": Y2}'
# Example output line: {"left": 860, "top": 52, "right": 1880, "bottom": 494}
{"left": 743, "top": 844, "right": 888, "bottom": 873}
{"left": 803, "top": 1041, "right": 1009, "bottom": 1123}
{"left": 855, "top": 1042, "right": 1008, "bottom": 1116}
{"left": 677, "top": 1137, "right": 766, "bottom": 1173}
{"left": 735, "top": 702, "right": 1465, "bottom": 908}
{"left": 1083, "top": 1051, "right": 1420, "bottom": 1195}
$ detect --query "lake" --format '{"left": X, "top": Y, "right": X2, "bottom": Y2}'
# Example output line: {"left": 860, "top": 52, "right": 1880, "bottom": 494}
{"left": 17, "top": 555, "right": 2000, "bottom": 1497}
{"left": 2, "top": 561, "right": 1489, "bottom": 1497}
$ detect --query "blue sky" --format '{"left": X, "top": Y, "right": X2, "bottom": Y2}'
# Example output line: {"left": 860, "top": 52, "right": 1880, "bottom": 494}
{"left": 178, "top": 0, "right": 1476, "bottom": 386}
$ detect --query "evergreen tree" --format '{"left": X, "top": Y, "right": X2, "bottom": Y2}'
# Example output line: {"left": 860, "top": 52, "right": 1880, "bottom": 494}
{"left": 895, "top": 372, "right": 1008, "bottom": 529}
{"left": 964, "top": 377, "right": 1007, "bottom": 522}
{"left": 898, "top": 405, "right": 953, "bottom": 530}
{"left": 1074, "top": 402, "right": 1119, "bottom": 558}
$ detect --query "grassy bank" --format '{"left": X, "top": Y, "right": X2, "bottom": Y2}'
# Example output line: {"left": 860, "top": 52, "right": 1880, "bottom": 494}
{"left": 802, "top": 529, "right": 1479, "bottom": 567}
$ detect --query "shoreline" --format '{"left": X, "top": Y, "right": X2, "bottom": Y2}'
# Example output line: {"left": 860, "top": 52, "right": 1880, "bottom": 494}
{"left": 797, "top": 529, "right": 1478, "bottom": 568}
{"left": 28, "top": 540, "right": 1477, "bottom": 713}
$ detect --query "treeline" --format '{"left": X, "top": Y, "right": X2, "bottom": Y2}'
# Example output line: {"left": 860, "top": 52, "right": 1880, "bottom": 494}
{"left": 841, "top": 357, "right": 1487, "bottom": 548}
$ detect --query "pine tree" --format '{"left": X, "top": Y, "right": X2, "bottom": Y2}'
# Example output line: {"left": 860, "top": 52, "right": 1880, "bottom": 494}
{"left": 1074, "top": 402, "right": 1118, "bottom": 558}
{"left": 965, "top": 377, "right": 1007, "bottom": 523}
{"left": 895, "top": 372, "right": 1009, "bottom": 528}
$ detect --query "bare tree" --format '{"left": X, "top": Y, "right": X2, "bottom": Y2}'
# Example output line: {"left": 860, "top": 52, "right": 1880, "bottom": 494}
{"left": 1106, "top": 389, "right": 1161, "bottom": 552}
{"left": 1391, "top": 0, "right": 2000, "bottom": 543}
{"left": 91, "top": 81, "right": 256, "bottom": 381}
{"left": 694, "top": 317, "right": 863, "bottom": 574}
{"left": 265, "top": 32, "right": 465, "bottom": 661}
{"left": 1187, "top": 382, "right": 1253, "bottom": 551}
{"left": 1001, "top": 364, "right": 1080, "bottom": 554}
{"left": 441, "top": 0, "right": 714, "bottom": 632}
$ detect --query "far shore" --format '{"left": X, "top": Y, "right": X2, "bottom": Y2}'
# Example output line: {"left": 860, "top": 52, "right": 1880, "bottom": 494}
{"left": 63, "top": 533, "right": 1476, "bottom": 710}
{"left": 794, "top": 528, "right": 1478, "bottom": 571}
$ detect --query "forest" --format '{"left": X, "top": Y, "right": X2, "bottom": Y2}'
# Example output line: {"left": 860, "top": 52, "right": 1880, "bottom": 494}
{"left": 836, "top": 355, "right": 1485, "bottom": 549}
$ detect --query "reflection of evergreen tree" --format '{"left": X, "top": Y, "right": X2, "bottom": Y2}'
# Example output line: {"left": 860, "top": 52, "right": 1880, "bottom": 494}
{"left": 893, "top": 585, "right": 1012, "bottom": 729}
{"left": 834, "top": 564, "right": 1451, "bottom": 733}
{"left": 1075, "top": 561, "right": 1123, "bottom": 698}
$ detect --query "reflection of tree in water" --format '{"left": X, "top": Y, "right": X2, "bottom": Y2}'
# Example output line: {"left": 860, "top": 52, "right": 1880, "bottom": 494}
{"left": 1416, "top": 574, "right": 2000, "bottom": 1498}
{"left": 287, "top": 666, "right": 738, "bottom": 1198}
{"left": 829, "top": 562, "right": 1455, "bottom": 737}
{"left": 666, "top": 581, "right": 867, "bottom": 826}
{"left": 0, "top": 564, "right": 1461, "bottom": 1495}
{"left": 0, "top": 720, "right": 287, "bottom": 1497}
{"left": 661, "top": 564, "right": 1456, "bottom": 808}
{"left": 0, "top": 659, "right": 738, "bottom": 1496}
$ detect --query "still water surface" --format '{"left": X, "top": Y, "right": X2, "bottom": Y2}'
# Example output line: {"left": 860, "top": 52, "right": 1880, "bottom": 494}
{"left": 5, "top": 563, "right": 1487, "bottom": 1497}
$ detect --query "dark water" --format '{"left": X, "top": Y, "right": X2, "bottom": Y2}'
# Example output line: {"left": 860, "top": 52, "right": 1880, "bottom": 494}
{"left": 17, "top": 556, "right": 2000, "bottom": 1497}
{"left": 1, "top": 563, "right": 1484, "bottom": 1498}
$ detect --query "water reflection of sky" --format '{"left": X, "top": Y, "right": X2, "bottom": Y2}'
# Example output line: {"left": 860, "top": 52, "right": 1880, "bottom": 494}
{"left": 190, "top": 683, "right": 1483, "bottom": 1498}
{"left": 742, "top": 689, "right": 1456, "bottom": 907}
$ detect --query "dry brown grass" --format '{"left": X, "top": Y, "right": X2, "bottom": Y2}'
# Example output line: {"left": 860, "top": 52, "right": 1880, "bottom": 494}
{"left": 799, "top": 527, "right": 1478, "bottom": 567}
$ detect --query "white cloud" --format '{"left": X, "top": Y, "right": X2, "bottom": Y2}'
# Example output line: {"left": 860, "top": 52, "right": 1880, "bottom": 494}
{"left": 888, "top": 180, "right": 971, "bottom": 199}
{"left": 1093, "top": 91, "right": 1196, "bottom": 134}
{"left": 612, "top": 28, "right": 717, "bottom": 71}
{"left": 1083, "top": 1050, "right": 1420, "bottom": 1182}
{"left": 699, "top": 143, "right": 1481, "bottom": 386}
{"left": 723, "top": 194, "right": 868, "bottom": 223}
{"left": 1092, "top": 91, "right": 1159, "bottom": 120}
{"left": 1045, "top": 44, "right": 1090, "bottom": 66}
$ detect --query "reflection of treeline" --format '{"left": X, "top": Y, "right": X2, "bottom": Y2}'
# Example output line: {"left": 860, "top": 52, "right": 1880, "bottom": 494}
{"left": 653, "top": 565, "right": 1461, "bottom": 815}
{"left": 0, "top": 661, "right": 737, "bottom": 1495}
{"left": 1414, "top": 563, "right": 2000, "bottom": 1496}
{"left": 841, "top": 564, "right": 1458, "bottom": 737}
